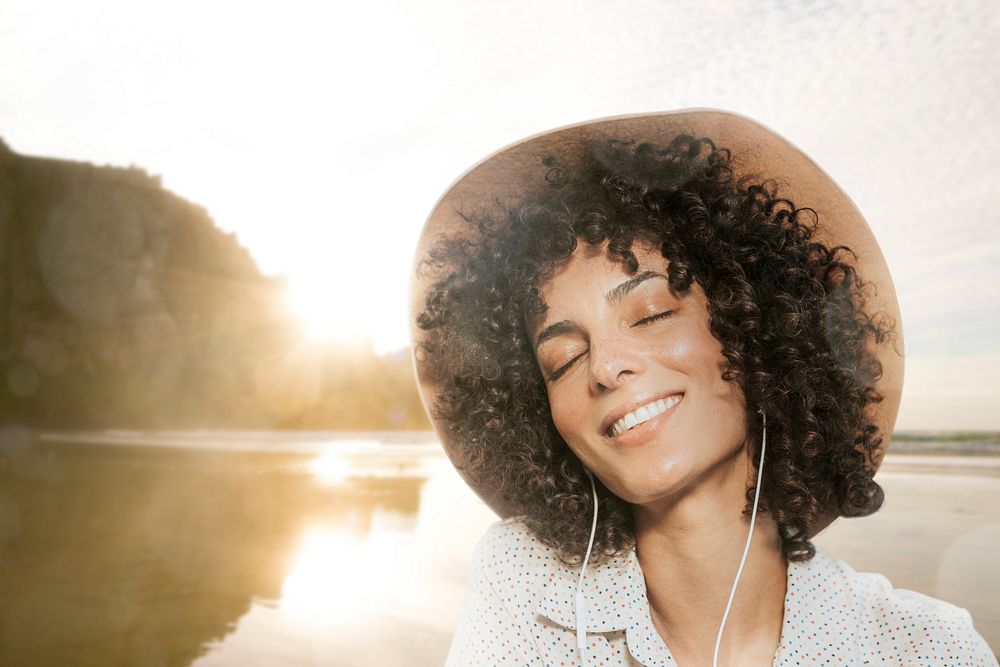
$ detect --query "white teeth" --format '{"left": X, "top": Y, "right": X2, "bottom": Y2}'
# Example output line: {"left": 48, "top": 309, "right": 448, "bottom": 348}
{"left": 610, "top": 394, "right": 682, "bottom": 437}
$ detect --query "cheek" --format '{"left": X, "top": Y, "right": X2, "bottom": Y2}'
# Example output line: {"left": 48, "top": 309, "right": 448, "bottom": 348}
{"left": 687, "top": 343, "right": 749, "bottom": 443}
{"left": 662, "top": 322, "right": 746, "bottom": 431}
{"left": 665, "top": 317, "right": 729, "bottom": 383}
{"left": 547, "top": 387, "right": 585, "bottom": 443}
{"left": 655, "top": 327, "right": 720, "bottom": 381}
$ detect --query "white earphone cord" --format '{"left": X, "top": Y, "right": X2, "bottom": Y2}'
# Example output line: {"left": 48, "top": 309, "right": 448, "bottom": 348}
{"left": 575, "top": 411, "right": 767, "bottom": 667}
{"left": 575, "top": 469, "right": 599, "bottom": 659}
{"left": 712, "top": 409, "right": 766, "bottom": 667}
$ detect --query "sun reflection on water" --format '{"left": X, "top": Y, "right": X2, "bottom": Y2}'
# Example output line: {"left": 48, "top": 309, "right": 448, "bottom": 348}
{"left": 279, "top": 445, "right": 433, "bottom": 628}
{"left": 308, "top": 453, "right": 353, "bottom": 484}
{"left": 280, "top": 525, "right": 406, "bottom": 624}
{"left": 306, "top": 443, "right": 438, "bottom": 485}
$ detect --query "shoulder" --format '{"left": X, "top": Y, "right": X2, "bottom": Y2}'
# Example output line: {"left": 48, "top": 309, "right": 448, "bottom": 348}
{"left": 444, "top": 517, "right": 567, "bottom": 666}
{"left": 468, "top": 516, "right": 566, "bottom": 588}
{"left": 450, "top": 518, "right": 638, "bottom": 665}
{"left": 815, "top": 548, "right": 997, "bottom": 664}
{"left": 467, "top": 516, "right": 587, "bottom": 627}
{"left": 860, "top": 582, "right": 995, "bottom": 664}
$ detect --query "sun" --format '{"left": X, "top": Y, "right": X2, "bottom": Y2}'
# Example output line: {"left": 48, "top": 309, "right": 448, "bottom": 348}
{"left": 283, "top": 271, "right": 372, "bottom": 346}
{"left": 280, "top": 267, "right": 411, "bottom": 355}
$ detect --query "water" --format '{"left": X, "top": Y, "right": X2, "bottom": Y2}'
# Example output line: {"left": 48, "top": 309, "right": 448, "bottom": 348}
{"left": 0, "top": 432, "right": 996, "bottom": 666}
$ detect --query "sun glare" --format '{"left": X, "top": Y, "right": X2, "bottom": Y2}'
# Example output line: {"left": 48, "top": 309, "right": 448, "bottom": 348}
{"left": 284, "top": 273, "right": 371, "bottom": 346}
{"left": 281, "top": 268, "right": 411, "bottom": 355}
{"left": 281, "top": 529, "right": 371, "bottom": 622}
{"left": 280, "top": 526, "right": 410, "bottom": 625}
{"left": 309, "top": 452, "right": 354, "bottom": 485}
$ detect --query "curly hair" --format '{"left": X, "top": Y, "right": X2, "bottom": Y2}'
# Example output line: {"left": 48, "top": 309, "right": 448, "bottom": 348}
{"left": 416, "top": 134, "right": 896, "bottom": 567}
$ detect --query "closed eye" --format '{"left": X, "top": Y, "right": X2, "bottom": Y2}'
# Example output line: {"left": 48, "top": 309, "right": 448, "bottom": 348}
{"left": 634, "top": 310, "right": 674, "bottom": 326}
{"left": 548, "top": 351, "right": 586, "bottom": 382}
{"left": 546, "top": 311, "right": 674, "bottom": 382}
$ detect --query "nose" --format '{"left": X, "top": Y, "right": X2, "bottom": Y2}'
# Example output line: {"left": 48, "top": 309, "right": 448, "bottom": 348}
{"left": 588, "top": 334, "right": 646, "bottom": 393}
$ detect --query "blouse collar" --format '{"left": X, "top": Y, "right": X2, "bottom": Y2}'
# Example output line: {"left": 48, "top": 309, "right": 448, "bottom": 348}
{"left": 535, "top": 541, "right": 853, "bottom": 665}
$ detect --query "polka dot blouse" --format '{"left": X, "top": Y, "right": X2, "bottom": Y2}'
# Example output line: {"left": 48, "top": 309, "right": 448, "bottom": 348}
{"left": 445, "top": 517, "right": 997, "bottom": 666}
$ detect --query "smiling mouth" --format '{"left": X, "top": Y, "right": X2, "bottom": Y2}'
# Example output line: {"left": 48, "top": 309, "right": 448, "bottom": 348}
{"left": 606, "top": 394, "right": 684, "bottom": 437}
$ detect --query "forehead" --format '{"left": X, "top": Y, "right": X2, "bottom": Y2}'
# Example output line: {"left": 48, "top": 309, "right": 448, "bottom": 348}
{"left": 536, "top": 237, "right": 667, "bottom": 299}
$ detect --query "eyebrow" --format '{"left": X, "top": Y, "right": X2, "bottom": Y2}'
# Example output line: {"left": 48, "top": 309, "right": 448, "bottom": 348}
{"left": 606, "top": 270, "right": 668, "bottom": 306}
{"left": 533, "top": 320, "right": 579, "bottom": 350}
{"left": 533, "top": 271, "right": 669, "bottom": 349}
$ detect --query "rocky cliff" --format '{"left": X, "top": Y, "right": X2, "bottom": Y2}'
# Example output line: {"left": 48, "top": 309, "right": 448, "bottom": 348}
{"left": 0, "top": 139, "right": 427, "bottom": 430}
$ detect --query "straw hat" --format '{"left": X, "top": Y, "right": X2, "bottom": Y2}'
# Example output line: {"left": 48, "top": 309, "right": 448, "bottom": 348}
{"left": 409, "top": 109, "right": 904, "bottom": 537}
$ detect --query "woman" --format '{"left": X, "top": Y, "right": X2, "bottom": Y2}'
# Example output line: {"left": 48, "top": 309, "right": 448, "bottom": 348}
{"left": 409, "top": 110, "right": 996, "bottom": 666}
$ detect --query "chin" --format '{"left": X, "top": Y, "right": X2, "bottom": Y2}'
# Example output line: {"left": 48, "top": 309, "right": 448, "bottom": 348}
{"left": 609, "top": 460, "right": 692, "bottom": 505}
{"left": 607, "top": 469, "right": 688, "bottom": 507}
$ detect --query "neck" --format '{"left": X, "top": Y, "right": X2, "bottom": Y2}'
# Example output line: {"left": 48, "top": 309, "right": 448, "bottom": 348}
{"left": 631, "top": 445, "right": 787, "bottom": 666}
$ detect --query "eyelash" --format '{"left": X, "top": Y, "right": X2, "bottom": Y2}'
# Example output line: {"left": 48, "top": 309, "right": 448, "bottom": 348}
{"left": 547, "top": 310, "right": 674, "bottom": 381}
{"left": 548, "top": 356, "right": 582, "bottom": 382}
{"left": 636, "top": 310, "right": 674, "bottom": 326}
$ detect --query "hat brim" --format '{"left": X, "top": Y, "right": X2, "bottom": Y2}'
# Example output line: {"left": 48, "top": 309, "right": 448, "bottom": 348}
{"left": 409, "top": 108, "right": 904, "bottom": 538}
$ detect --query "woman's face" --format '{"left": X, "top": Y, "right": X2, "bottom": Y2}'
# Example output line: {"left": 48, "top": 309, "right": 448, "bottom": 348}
{"left": 528, "top": 238, "right": 750, "bottom": 507}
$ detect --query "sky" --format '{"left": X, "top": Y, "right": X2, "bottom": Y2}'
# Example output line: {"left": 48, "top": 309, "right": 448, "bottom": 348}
{"left": 1, "top": 0, "right": 998, "bottom": 430}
